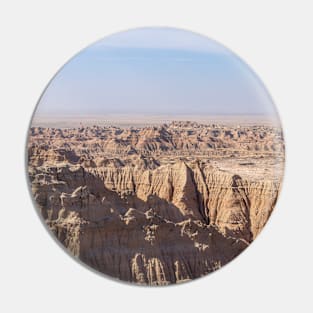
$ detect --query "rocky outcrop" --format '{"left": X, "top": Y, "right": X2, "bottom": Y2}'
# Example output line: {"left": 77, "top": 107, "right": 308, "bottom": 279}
{"left": 27, "top": 121, "right": 284, "bottom": 285}
{"left": 29, "top": 122, "right": 284, "bottom": 158}
{"left": 29, "top": 163, "right": 250, "bottom": 284}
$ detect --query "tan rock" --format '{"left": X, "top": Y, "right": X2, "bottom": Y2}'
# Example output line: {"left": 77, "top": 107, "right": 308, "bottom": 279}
{"left": 28, "top": 121, "right": 284, "bottom": 285}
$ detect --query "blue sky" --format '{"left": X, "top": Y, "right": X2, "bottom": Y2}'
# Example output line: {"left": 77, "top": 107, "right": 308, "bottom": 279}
{"left": 36, "top": 27, "right": 277, "bottom": 117}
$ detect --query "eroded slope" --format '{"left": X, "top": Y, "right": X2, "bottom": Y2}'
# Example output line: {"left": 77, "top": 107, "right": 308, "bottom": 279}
{"left": 28, "top": 121, "right": 284, "bottom": 285}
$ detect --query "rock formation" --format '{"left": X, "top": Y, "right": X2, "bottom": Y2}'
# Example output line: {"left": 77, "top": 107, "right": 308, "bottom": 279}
{"left": 27, "top": 121, "right": 284, "bottom": 285}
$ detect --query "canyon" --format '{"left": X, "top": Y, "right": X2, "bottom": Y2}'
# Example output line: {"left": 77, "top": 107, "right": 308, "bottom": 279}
{"left": 27, "top": 120, "right": 284, "bottom": 285}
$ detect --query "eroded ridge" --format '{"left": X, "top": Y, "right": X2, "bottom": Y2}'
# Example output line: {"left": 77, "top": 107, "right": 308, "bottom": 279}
{"left": 28, "top": 121, "right": 284, "bottom": 285}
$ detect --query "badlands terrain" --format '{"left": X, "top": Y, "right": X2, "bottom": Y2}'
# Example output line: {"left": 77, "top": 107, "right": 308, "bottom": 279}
{"left": 28, "top": 119, "right": 284, "bottom": 285}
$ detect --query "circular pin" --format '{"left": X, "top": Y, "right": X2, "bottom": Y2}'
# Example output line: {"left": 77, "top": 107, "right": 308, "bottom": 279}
{"left": 27, "top": 27, "right": 285, "bottom": 285}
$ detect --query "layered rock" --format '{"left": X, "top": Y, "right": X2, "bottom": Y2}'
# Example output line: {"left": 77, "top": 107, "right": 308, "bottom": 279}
{"left": 27, "top": 121, "right": 284, "bottom": 285}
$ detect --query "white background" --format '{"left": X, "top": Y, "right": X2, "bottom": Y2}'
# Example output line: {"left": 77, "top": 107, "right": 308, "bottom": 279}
{"left": 0, "top": 1, "right": 312, "bottom": 312}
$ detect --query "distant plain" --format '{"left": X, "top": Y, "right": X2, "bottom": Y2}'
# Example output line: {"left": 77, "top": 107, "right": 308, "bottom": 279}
{"left": 31, "top": 114, "right": 280, "bottom": 128}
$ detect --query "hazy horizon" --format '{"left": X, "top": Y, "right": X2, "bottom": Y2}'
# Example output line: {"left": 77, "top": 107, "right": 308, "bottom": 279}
{"left": 31, "top": 113, "right": 281, "bottom": 129}
{"left": 35, "top": 27, "right": 279, "bottom": 119}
